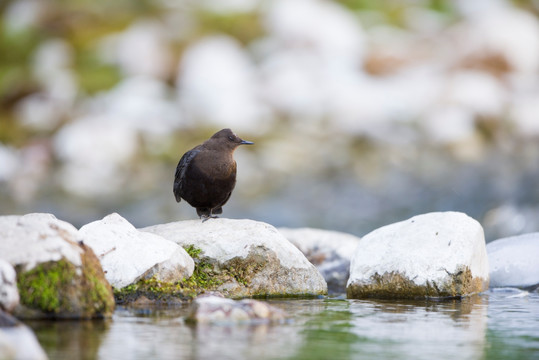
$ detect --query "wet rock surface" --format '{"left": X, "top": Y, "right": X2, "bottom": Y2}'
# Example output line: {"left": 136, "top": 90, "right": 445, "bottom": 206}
{"left": 347, "top": 212, "right": 489, "bottom": 299}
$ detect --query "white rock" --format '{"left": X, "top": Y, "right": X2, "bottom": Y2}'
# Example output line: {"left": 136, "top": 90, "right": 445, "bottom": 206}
{"left": 0, "top": 261, "right": 19, "bottom": 313}
{"left": 187, "top": 295, "right": 286, "bottom": 324}
{"left": 92, "top": 76, "right": 180, "bottom": 138}
{"left": 258, "top": 50, "right": 326, "bottom": 120}
{"left": 264, "top": 0, "right": 365, "bottom": 64}
{"left": 347, "top": 212, "right": 489, "bottom": 299}
{"left": 0, "top": 213, "right": 114, "bottom": 318}
{"left": 141, "top": 219, "right": 327, "bottom": 297}
{"left": 15, "top": 93, "right": 67, "bottom": 131}
{"left": 0, "top": 213, "right": 83, "bottom": 271}
{"left": 453, "top": 5, "right": 539, "bottom": 75}
{"left": 80, "top": 213, "right": 194, "bottom": 289}
{"left": 509, "top": 94, "right": 539, "bottom": 137}
{"left": 0, "top": 145, "right": 19, "bottom": 182}
{"left": 0, "top": 312, "right": 48, "bottom": 360}
{"left": 177, "top": 35, "right": 270, "bottom": 133}
{"left": 442, "top": 70, "right": 507, "bottom": 117}
{"left": 278, "top": 227, "right": 360, "bottom": 293}
{"left": 421, "top": 105, "right": 475, "bottom": 144}
{"left": 53, "top": 115, "right": 138, "bottom": 196}
{"left": 487, "top": 233, "right": 539, "bottom": 290}
{"left": 259, "top": 0, "right": 366, "bottom": 124}
{"left": 100, "top": 20, "right": 173, "bottom": 79}
{"left": 3, "top": 0, "right": 47, "bottom": 33}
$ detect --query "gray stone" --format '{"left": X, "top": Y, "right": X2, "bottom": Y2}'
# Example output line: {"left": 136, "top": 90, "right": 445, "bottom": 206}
{"left": 278, "top": 227, "right": 360, "bottom": 294}
{"left": 347, "top": 212, "right": 489, "bottom": 299}
{"left": 187, "top": 295, "right": 287, "bottom": 324}
{"left": 141, "top": 218, "right": 327, "bottom": 297}
{"left": 487, "top": 233, "right": 539, "bottom": 290}
{"left": 80, "top": 213, "right": 194, "bottom": 289}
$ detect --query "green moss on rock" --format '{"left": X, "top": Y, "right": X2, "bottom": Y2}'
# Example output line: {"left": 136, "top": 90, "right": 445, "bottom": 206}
{"left": 114, "top": 245, "right": 222, "bottom": 304}
{"left": 114, "top": 244, "right": 326, "bottom": 304}
{"left": 16, "top": 245, "right": 115, "bottom": 319}
{"left": 347, "top": 266, "right": 486, "bottom": 300}
{"left": 17, "top": 259, "right": 76, "bottom": 313}
{"left": 79, "top": 243, "right": 116, "bottom": 316}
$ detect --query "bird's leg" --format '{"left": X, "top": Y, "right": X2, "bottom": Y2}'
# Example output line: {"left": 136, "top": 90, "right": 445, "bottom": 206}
{"left": 200, "top": 211, "right": 219, "bottom": 223}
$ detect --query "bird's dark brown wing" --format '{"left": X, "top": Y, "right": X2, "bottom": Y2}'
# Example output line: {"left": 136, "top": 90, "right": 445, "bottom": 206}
{"left": 173, "top": 149, "right": 200, "bottom": 202}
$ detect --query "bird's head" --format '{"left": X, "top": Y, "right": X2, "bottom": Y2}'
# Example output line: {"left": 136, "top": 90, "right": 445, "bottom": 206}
{"left": 208, "top": 128, "right": 254, "bottom": 151}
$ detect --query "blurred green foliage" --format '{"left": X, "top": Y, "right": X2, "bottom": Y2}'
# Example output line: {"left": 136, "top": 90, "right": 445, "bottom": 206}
{"left": 197, "top": 11, "right": 265, "bottom": 45}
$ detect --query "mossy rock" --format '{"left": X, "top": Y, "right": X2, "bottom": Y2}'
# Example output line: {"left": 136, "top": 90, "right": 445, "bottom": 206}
{"left": 346, "top": 266, "right": 485, "bottom": 300}
{"left": 113, "top": 245, "right": 225, "bottom": 304}
{"left": 15, "top": 244, "right": 115, "bottom": 319}
{"left": 114, "top": 243, "right": 326, "bottom": 304}
{"left": 141, "top": 219, "right": 328, "bottom": 299}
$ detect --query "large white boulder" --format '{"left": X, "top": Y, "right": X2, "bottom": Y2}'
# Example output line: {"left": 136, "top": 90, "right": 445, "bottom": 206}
{"left": 80, "top": 213, "right": 194, "bottom": 289}
{"left": 278, "top": 227, "right": 360, "bottom": 294}
{"left": 347, "top": 212, "right": 489, "bottom": 299}
{"left": 0, "top": 260, "right": 19, "bottom": 313}
{"left": 0, "top": 213, "right": 114, "bottom": 319}
{"left": 0, "top": 214, "right": 84, "bottom": 271}
{"left": 487, "top": 233, "right": 539, "bottom": 290}
{"left": 141, "top": 219, "right": 327, "bottom": 297}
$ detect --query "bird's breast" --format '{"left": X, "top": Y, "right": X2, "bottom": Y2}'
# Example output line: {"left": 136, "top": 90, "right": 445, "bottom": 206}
{"left": 194, "top": 152, "right": 236, "bottom": 180}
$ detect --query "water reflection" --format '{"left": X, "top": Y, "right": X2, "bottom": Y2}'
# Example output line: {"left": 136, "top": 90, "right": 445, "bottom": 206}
{"left": 27, "top": 292, "right": 539, "bottom": 360}
{"left": 484, "top": 289, "right": 539, "bottom": 360}
{"left": 27, "top": 319, "right": 110, "bottom": 360}
{"left": 349, "top": 297, "right": 487, "bottom": 360}
{"left": 284, "top": 296, "right": 488, "bottom": 360}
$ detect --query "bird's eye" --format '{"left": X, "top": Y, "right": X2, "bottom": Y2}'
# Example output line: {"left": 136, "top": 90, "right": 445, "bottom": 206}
{"left": 228, "top": 136, "right": 235, "bottom": 141}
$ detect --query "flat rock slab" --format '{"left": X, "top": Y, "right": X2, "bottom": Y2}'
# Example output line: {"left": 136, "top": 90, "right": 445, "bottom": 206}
{"left": 80, "top": 213, "right": 194, "bottom": 289}
{"left": 186, "top": 295, "right": 287, "bottom": 324}
{"left": 487, "top": 233, "right": 539, "bottom": 290}
{"left": 0, "top": 213, "right": 115, "bottom": 319}
{"left": 347, "top": 212, "right": 489, "bottom": 299}
{"left": 278, "top": 227, "right": 360, "bottom": 294}
{"left": 141, "top": 219, "right": 327, "bottom": 297}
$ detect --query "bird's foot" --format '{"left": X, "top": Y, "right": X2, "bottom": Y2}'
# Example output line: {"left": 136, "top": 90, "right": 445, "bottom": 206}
{"left": 201, "top": 215, "right": 219, "bottom": 223}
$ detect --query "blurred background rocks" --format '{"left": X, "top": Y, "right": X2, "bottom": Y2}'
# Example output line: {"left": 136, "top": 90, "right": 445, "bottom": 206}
{"left": 1, "top": 0, "right": 539, "bottom": 241}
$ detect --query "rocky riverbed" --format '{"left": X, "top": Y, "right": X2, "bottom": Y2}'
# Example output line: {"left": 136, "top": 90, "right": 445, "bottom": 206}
{"left": 2, "top": 210, "right": 539, "bottom": 358}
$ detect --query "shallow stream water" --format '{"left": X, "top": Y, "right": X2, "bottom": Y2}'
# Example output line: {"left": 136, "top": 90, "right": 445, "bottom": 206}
{"left": 28, "top": 289, "right": 539, "bottom": 360}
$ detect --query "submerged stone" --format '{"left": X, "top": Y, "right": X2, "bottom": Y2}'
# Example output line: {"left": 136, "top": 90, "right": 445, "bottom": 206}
{"left": 141, "top": 219, "right": 327, "bottom": 298}
{"left": 0, "top": 213, "right": 115, "bottom": 319}
{"left": 347, "top": 212, "right": 489, "bottom": 299}
{"left": 186, "top": 294, "right": 287, "bottom": 324}
{"left": 487, "top": 233, "right": 539, "bottom": 290}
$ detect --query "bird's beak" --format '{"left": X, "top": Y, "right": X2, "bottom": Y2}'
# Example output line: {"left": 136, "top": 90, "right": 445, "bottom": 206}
{"left": 240, "top": 140, "right": 254, "bottom": 145}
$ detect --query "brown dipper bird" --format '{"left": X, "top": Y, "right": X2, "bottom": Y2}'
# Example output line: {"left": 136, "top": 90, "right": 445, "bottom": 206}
{"left": 173, "top": 128, "right": 254, "bottom": 220}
